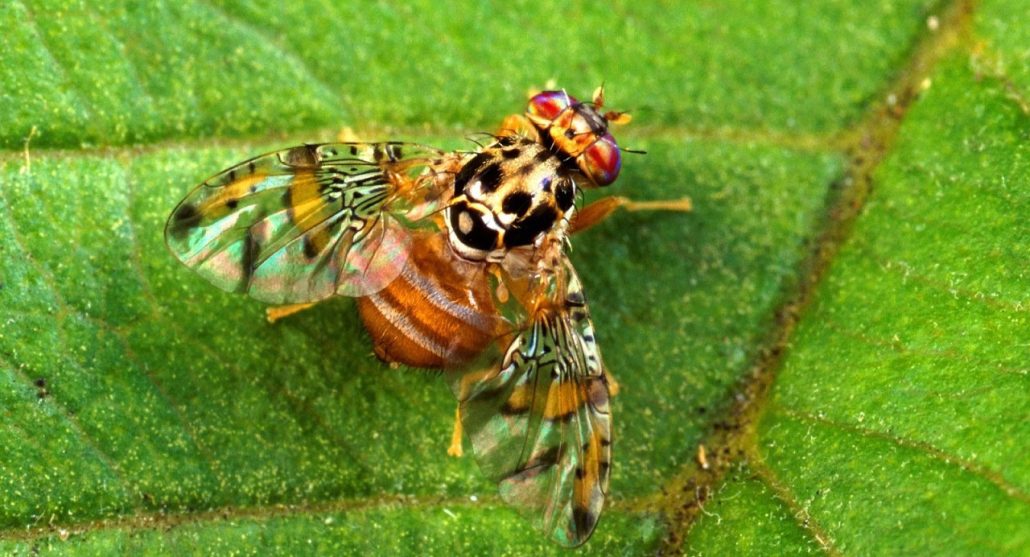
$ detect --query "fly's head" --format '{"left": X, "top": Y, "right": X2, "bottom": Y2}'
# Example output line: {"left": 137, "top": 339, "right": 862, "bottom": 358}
{"left": 525, "top": 86, "right": 630, "bottom": 187}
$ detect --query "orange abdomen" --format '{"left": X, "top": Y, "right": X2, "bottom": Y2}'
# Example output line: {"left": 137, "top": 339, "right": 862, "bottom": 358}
{"left": 357, "top": 233, "right": 505, "bottom": 369}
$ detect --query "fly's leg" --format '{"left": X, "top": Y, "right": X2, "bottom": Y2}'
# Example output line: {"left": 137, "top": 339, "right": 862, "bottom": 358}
{"left": 570, "top": 196, "right": 693, "bottom": 235}
{"left": 447, "top": 367, "right": 498, "bottom": 457}
{"left": 266, "top": 302, "right": 317, "bottom": 324}
{"left": 448, "top": 405, "right": 464, "bottom": 457}
{"left": 572, "top": 195, "right": 691, "bottom": 392}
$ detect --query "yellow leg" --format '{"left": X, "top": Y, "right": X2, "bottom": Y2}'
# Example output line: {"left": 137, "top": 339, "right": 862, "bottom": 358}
{"left": 447, "top": 368, "right": 498, "bottom": 457}
{"left": 265, "top": 302, "right": 317, "bottom": 324}
{"left": 447, "top": 405, "right": 464, "bottom": 457}
{"left": 570, "top": 195, "right": 693, "bottom": 235}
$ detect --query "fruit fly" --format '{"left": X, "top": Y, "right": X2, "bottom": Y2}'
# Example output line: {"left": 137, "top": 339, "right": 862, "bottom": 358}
{"left": 166, "top": 87, "right": 690, "bottom": 547}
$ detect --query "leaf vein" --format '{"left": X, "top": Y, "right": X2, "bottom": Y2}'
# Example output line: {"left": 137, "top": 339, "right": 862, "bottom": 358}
{"left": 774, "top": 404, "right": 1029, "bottom": 503}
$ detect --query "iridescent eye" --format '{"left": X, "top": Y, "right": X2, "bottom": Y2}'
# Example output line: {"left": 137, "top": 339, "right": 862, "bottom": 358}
{"left": 579, "top": 133, "right": 622, "bottom": 186}
{"left": 527, "top": 90, "right": 576, "bottom": 122}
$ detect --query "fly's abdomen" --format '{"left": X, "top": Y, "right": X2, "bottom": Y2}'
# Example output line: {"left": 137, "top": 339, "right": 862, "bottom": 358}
{"left": 357, "top": 233, "right": 505, "bottom": 369}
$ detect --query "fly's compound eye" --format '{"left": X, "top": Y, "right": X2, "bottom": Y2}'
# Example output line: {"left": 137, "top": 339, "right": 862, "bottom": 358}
{"left": 527, "top": 90, "right": 575, "bottom": 126}
{"left": 579, "top": 133, "right": 622, "bottom": 186}
{"left": 448, "top": 201, "right": 500, "bottom": 252}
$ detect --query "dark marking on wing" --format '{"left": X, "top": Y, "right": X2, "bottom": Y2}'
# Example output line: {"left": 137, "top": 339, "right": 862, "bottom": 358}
{"left": 283, "top": 144, "right": 320, "bottom": 167}
{"left": 566, "top": 290, "right": 585, "bottom": 307}
{"left": 241, "top": 230, "right": 260, "bottom": 284}
{"left": 509, "top": 445, "right": 562, "bottom": 479}
{"left": 572, "top": 508, "right": 597, "bottom": 537}
{"left": 302, "top": 234, "right": 320, "bottom": 259}
{"left": 169, "top": 203, "right": 202, "bottom": 238}
{"left": 500, "top": 400, "right": 528, "bottom": 416}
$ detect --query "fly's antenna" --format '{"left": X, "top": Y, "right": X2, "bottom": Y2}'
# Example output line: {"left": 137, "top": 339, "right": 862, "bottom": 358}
{"left": 592, "top": 83, "right": 606, "bottom": 108}
{"left": 464, "top": 132, "right": 494, "bottom": 149}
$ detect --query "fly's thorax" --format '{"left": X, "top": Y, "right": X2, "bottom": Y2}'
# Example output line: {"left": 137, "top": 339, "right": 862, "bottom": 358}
{"left": 446, "top": 137, "right": 576, "bottom": 262}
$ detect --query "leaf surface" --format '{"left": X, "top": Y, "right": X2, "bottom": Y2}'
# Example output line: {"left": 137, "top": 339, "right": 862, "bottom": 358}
{"left": 2, "top": 0, "right": 1026, "bottom": 554}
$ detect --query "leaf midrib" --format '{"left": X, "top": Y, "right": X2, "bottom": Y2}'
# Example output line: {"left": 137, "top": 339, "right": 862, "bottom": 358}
{"left": 654, "top": 0, "right": 1002, "bottom": 553}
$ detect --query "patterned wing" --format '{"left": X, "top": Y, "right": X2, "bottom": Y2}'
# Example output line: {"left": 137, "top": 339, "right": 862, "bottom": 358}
{"left": 166, "top": 142, "right": 453, "bottom": 304}
{"left": 451, "top": 258, "right": 612, "bottom": 547}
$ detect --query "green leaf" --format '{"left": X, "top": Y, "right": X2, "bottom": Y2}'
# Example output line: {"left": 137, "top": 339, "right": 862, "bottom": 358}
{"left": 1, "top": 0, "right": 1026, "bottom": 555}
{"left": 684, "top": 4, "right": 1030, "bottom": 555}
{"left": 740, "top": 57, "right": 1028, "bottom": 555}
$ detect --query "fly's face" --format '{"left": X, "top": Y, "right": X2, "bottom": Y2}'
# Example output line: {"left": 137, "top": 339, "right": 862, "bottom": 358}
{"left": 446, "top": 136, "right": 576, "bottom": 262}
{"left": 526, "top": 87, "right": 627, "bottom": 187}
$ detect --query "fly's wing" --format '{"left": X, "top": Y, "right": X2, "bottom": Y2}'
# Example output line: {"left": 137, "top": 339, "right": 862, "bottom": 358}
{"left": 165, "top": 142, "right": 454, "bottom": 304}
{"left": 450, "top": 258, "right": 612, "bottom": 547}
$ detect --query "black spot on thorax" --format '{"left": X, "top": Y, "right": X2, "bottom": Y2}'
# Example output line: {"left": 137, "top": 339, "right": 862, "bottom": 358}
{"left": 533, "top": 148, "right": 554, "bottom": 164}
{"left": 502, "top": 191, "right": 533, "bottom": 217}
{"left": 449, "top": 201, "right": 499, "bottom": 251}
{"left": 555, "top": 180, "right": 575, "bottom": 211}
{"left": 504, "top": 205, "right": 558, "bottom": 248}
{"left": 454, "top": 152, "right": 492, "bottom": 195}
{"left": 476, "top": 162, "right": 504, "bottom": 193}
